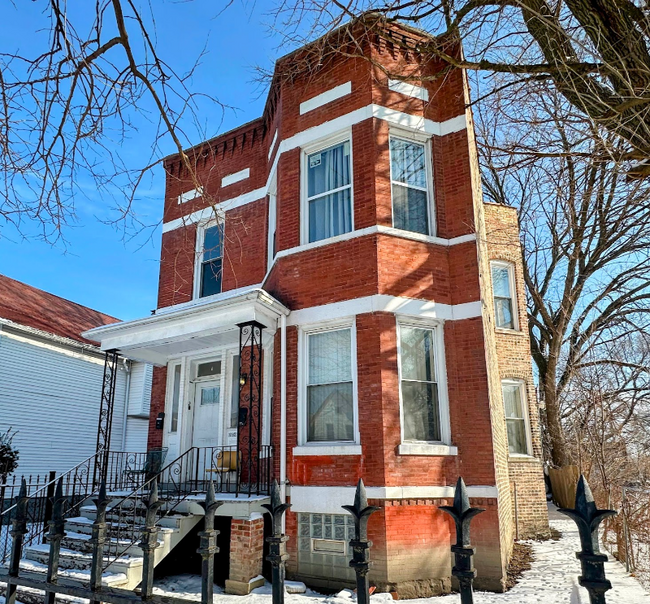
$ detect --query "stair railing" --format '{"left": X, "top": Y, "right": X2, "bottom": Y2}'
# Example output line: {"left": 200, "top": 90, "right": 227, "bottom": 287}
{"left": 101, "top": 446, "right": 201, "bottom": 570}
{"left": 0, "top": 453, "right": 97, "bottom": 564}
{"left": 0, "top": 451, "right": 156, "bottom": 566}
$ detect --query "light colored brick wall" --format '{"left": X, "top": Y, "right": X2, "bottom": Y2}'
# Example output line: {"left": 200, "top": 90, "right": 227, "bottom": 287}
{"left": 483, "top": 202, "right": 549, "bottom": 538}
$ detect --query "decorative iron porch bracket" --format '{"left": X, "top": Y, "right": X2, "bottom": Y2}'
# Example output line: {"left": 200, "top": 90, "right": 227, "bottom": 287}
{"left": 94, "top": 349, "right": 120, "bottom": 488}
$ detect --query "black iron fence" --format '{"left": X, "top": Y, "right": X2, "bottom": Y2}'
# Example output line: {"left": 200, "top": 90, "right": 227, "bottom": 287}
{"left": 0, "top": 473, "right": 621, "bottom": 604}
{"left": 0, "top": 450, "right": 160, "bottom": 565}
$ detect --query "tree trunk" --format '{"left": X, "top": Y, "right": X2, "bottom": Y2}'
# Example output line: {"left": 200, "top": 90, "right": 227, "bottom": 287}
{"left": 541, "top": 371, "right": 570, "bottom": 467}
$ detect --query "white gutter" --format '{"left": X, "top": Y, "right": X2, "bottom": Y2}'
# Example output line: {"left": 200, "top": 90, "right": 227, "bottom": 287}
{"left": 280, "top": 314, "right": 287, "bottom": 514}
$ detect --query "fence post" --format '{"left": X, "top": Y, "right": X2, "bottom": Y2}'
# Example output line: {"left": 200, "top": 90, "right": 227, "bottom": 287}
{"left": 89, "top": 482, "right": 110, "bottom": 604}
{"left": 45, "top": 479, "right": 66, "bottom": 604}
{"left": 42, "top": 471, "right": 57, "bottom": 544}
{"left": 139, "top": 479, "right": 163, "bottom": 600}
{"left": 262, "top": 480, "right": 291, "bottom": 604}
{"left": 6, "top": 479, "right": 28, "bottom": 604}
{"left": 558, "top": 475, "right": 617, "bottom": 604}
{"left": 198, "top": 481, "right": 223, "bottom": 604}
{"left": 342, "top": 479, "right": 379, "bottom": 604}
{"left": 439, "top": 477, "right": 485, "bottom": 604}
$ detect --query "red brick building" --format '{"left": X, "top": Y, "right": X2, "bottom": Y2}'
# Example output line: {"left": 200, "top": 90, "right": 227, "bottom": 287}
{"left": 87, "top": 16, "right": 548, "bottom": 597}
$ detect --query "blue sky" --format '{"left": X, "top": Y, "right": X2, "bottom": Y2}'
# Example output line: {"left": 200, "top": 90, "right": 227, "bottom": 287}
{"left": 0, "top": 1, "right": 288, "bottom": 320}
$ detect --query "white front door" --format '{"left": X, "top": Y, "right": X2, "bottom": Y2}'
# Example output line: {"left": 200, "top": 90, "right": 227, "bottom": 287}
{"left": 192, "top": 379, "right": 222, "bottom": 449}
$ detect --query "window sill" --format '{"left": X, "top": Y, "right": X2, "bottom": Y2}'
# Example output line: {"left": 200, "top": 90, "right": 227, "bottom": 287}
{"left": 398, "top": 443, "right": 458, "bottom": 456}
{"left": 127, "top": 413, "right": 149, "bottom": 419}
{"left": 495, "top": 327, "right": 524, "bottom": 336}
{"left": 293, "top": 444, "right": 362, "bottom": 456}
{"left": 508, "top": 454, "right": 540, "bottom": 463}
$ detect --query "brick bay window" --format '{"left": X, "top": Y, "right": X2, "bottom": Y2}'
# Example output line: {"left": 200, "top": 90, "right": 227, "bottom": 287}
{"left": 491, "top": 261, "right": 518, "bottom": 330}
{"left": 303, "top": 135, "right": 353, "bottom": 244}
{"left": 502, "top": 380, "right": 531, "bottom": 456}
{"left": 196, "top": 222, "right": 224, "bottom": 298}
{"left": 397, "top": 322, "right": 454, "bottom": 455}
{"left": 295, "top": 322, "right": 360, "bottom": 455}
{"left": 389, "top": 134, "right": 433, "bottom": 235}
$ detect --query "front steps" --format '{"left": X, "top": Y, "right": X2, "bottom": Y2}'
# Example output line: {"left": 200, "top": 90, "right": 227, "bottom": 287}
{"left": 1, "top": 493, "right": 203, "bottom": 603}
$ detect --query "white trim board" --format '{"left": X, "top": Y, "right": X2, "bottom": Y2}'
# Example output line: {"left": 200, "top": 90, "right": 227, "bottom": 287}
{"left": 388, "top": 79, "right": 429, "bottom": 101}
{"left": 162, "top": 104, "right": 468, "bottom": 234}
{"left": 221, "top": 168, "right": 250, "bottom": 188}
{"left": 178, "top": 188, "right": 203, "bottom": 205}
{"left": 286, "top": 295, "right": 482, "bottom": 327}
{"left": 162, "top": 187, "right": 267, "bottom": 233}
{"left": 289, "top": 485, "right": 498, "bottom": 514}
{"left": 300, "top": 82, "right": 352, "bottom": 115}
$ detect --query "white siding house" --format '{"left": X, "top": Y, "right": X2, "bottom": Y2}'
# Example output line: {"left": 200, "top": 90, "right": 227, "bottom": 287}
{"left": 0, "top": 275, "right": 151, "bottom": 478}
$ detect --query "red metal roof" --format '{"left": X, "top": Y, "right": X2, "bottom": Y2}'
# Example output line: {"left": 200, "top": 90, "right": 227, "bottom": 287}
{"left": 0, "top": 274, "right": 119, "bottom": 346}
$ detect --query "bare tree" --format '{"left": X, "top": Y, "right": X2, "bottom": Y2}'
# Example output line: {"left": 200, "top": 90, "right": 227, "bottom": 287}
{"left": 0, "top": 0, "right": 226, "bottom": 241}
{"left": 479, "top": 84, "right": 650, "bottom": 467}
{"left": 273, "top": 2, "right": 650, "bottom": 177}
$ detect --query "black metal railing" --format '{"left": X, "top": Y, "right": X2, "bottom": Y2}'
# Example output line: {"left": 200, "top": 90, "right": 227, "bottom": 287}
{"left": 0, "top": 450, "right": 155, "bottom": 565}
{"left": 0, "top": 474, "right": 622, "bottom": 604}
{"left": 101, "top": 444, "right": 273, "bottom": 569}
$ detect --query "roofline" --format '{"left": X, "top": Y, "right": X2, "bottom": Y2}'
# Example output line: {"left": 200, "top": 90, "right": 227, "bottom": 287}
{"left": 83, "top": 287, "right": 290, "bottom": 341}
{"left": 0, "top": 317, "right": 108, "bottom": 360}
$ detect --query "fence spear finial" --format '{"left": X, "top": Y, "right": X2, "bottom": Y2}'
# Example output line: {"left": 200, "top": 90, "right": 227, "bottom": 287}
{"left": 558, "top": 474, "right": 617, "bottom": 604}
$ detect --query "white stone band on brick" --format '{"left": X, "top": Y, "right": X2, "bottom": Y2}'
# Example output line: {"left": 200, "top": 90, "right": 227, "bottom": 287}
{"left": 289, "top": 485, "right": 499, "bottom": 514}
{"left": 388, "top": 79, "right": 429, "bottom": 101}
{"left": 286, "top": 295, "right": 482, "bottom": 326}
{"left": 177, "top": 187, "right": 203, "bottom": 205}
{"left": 300, "top": 82, "right": 352, "bottom": 115}
{"left": 221, "top": 168, "right": 250, "bottom": 188}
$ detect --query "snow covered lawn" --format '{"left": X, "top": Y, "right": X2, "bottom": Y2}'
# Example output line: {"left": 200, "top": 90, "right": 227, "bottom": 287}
{"left": 153, "top": 506, "right": 649, "bottom": 604}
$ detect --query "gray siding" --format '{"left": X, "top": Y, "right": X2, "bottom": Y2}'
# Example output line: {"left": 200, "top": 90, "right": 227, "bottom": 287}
{"left": 0, "top": 333, "right": 146, "bottom": 477}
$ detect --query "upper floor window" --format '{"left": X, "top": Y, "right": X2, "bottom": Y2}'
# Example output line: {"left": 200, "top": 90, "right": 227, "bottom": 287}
{"left": 306, "top": 326, "right": 355, "bottom": 443}
{"left": 502, "top": 380, "right": 530, "bottom": 455}
{"left": 491, "top": 261, "right": 517, "bottom": 330}
{"left": 198, "top": 223, "right": 223, "bottom": 298}
{"left": 390, "top": 136, "right": 431, "bottom": 235}
{"left": 305, "top": 139, "right": 352, "bottom": 243}
{"left": 399, "top": 324, "right": 441, "bottom": 442}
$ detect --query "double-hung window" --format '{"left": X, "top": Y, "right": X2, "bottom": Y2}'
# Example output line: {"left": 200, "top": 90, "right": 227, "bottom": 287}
{"left": 502, "top": 381, "right": 530, "bottom": 455}
{"left": 199, "top": 223, "right": 224, "bottom": 298}
{"left": 306, "top": 327, "right": 355, "bottom": 443}
{"left": 305, "top": 139, "right": 353, "bottom": 243}
{"left": 399, "top": 325, "right": 441, "bottom": 442}
{"left": 390, "top": 136, "right": 431, "bottom": 235}
{"left": 491, "top": 262, "right": 517, "bottom": 330}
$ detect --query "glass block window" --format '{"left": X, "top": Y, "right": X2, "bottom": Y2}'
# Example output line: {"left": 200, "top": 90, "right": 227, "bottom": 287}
{"left": 297, "top": 513, "right": 356, "bottom": 582}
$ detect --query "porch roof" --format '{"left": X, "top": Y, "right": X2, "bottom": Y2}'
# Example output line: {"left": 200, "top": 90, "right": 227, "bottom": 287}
{"left": 82, "top": 287, "right": 289, "bottom": 365}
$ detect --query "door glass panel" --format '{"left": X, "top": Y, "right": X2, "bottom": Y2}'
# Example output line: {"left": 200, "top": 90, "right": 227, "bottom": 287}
{"left": 200, "top": 386, "right": 221, "bottom": 405}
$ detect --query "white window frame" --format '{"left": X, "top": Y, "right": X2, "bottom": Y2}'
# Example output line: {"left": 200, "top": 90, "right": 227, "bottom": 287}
{"left": 388, "top": 129, "right": 436, "bottom": 237}
{"left": 296, "top": 319, "right": 360, "bottom": 452}
{"left": 501, "top": 379, "right": 533, "bottom": 457}
{"left": 166, "top": 361, "right": 183, "bottom": 434}
{"left": 490, "top": 260, "right": 519, "bottom": 331}
{"left": 300, "top": 130, "right": 355, "bottom": 246}
{"left": 194, "top": 219, "right": 225, "bottom": 300}
{"left": 267, "top": 175, "right": 277, "bottom": 272}
{"left": 396, "top": 318, "right": 453, "bottom": 454}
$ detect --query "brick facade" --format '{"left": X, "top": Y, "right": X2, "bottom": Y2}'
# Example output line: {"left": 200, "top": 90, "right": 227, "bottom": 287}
{"left": 136, "top": 17, "right": 548, "bottom": 597}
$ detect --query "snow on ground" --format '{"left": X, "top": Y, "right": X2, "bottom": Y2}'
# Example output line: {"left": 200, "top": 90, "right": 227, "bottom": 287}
{"left": 153, "top": 505, "right": 648, "bottom": 604}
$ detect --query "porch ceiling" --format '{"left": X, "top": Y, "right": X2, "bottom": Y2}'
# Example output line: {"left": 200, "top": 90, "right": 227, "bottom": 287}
{"left": 82, "top": 288, "right": 289, "bottom": 365}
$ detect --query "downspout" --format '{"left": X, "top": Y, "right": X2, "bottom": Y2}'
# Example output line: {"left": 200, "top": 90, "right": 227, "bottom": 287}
{"left": 280, "top": 314, "right": 287, "bottom": 506}
{"left": 121, "top": 358, "right": 131, "bottom": 452}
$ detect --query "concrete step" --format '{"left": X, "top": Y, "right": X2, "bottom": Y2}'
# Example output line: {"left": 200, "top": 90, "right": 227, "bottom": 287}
{"left": 0, "top": 557, "right": 129, "bottom": 604}
{"left": 23, "top": 544, "right": 143, "bottom": 577}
